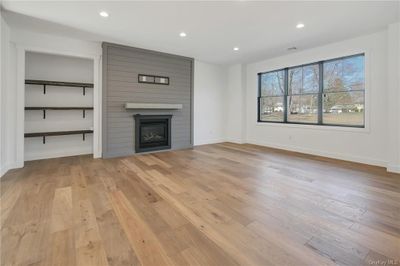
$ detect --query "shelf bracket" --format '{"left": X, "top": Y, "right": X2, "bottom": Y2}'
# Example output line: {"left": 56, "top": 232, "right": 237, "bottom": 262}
{"left": 43, "top": 109, "right": 46, "bottom": 119}
{"left": 43, "top": 84, "right": 46, "bottom": 94}
{"left": 42, "top": 136, "right": 46, "bottom": 144}
{"left": 83, "top": 109, "right": 86, "bottom": 118}
{"left": 83, "top": 86, "right": 86, "bottom": 96}
{"left": 83, "top": 133, "right": 86, "bottom": 141}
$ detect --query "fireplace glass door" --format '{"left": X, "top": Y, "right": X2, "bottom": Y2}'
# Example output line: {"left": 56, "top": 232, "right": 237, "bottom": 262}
{"left": 140, "top": 122, "right": 168, "bottom": 147}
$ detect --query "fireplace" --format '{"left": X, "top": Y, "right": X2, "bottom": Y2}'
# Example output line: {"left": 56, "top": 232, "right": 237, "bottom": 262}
{"left": 134, "top": 114, "right": 172, "bottom": 153}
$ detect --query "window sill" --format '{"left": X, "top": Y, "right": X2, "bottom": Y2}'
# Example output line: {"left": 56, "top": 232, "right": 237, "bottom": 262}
{"left": 255, "top": 122, "right": 370, "bottom": 133}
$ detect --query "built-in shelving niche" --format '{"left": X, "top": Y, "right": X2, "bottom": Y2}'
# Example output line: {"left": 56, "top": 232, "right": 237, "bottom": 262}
{"left": 24, "top": 52, "right": 94, "bottom": 161}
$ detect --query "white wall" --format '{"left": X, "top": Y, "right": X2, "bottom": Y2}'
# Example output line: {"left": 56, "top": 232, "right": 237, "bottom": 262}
{"left": 193, "top": 60, "right": 226, "bottom": 145}
{"left": 25, "top": 52, "right": 94, "bottom": 161}
{"left": 226, "top": 64, "right": 245, "bottom": 143}
{"left": 242, "top": 29, "right": 399, "bottom": 171}
{"left": 0, "top": 12, "right": 18, "bottom": 176}
{"left": 1, "top": 12, "right": 6, "bottom": 175}
{"left": 387, "top": 22, "right": 400, "bottom": 173}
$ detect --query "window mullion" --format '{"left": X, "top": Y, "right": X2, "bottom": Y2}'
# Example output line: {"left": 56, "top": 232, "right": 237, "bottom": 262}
{"left": 284, "top": 68, "right": 288, "bottom": 123}
{"left": 257, "top": 73, "right": 261, "bottom": 122}
{"left": 318, "top": 61, "right": 323, "bottom": 125}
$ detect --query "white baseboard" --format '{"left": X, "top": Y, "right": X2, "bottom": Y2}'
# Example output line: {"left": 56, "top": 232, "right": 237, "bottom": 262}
{"left": 0, "top": 161, "right": 23, "bottom": 178}
{"left": 387, "top": 164, "right": 400, "bottom": 174}
{"left": 24, "top": 148, "right": 93, "bottom": 161}
{"left": 225, "top": 138, "right": 244, "bottom": 144}
{"left": 194, "top": 138, "right": 225, "bottom": 146}
{"left": 0, "top": 164, "right": 9, "bottom": 177}
{"left": 246, "top": 139, "right": 387, "bottom": 168}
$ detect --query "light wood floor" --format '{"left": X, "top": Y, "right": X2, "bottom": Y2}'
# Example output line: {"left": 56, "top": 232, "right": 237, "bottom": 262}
{"left": 1, "top": 143, "right": 400, "bottom": 266}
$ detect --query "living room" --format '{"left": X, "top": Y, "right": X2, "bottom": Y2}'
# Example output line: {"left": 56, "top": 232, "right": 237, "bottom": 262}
{"left": 1, "top": 1, "right": 399, "bottom": 265}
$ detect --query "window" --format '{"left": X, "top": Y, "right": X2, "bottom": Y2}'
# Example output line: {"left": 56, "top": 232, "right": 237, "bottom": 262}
{"left": 258, "top": 54, "right": 365, "bottom": 127}
{"left": 259, "top": 70, "right": 285, "bottom": 122}
{"left": 323, "top": 55, "right": 365, "bottom": 126}
{"left": 287, "top": 64, "right": 319, "bottom": 123}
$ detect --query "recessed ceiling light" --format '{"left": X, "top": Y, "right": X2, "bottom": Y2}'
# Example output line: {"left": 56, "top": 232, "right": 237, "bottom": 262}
{"left": 233, "top": 47, "right": 239, "bottom": 51}
{"left": 179, "top": 32, "right": 187, "bottom": 37}
{"left": 296, "top": 23, "right": 305, "bottom": 29}
{"left": 99, "top": 11, "right": 109, "bottom": 18}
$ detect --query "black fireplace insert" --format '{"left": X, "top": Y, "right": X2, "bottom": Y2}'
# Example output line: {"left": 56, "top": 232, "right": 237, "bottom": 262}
{"left": 134, "top": 114, "right": 172, "bottom": 153}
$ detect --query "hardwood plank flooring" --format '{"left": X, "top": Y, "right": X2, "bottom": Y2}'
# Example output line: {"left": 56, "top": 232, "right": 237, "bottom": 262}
{"left": 1, "top": 143, "right": 400, "bottom": 266}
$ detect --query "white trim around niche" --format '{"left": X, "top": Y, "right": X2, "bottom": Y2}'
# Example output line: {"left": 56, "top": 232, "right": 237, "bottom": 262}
{"left": 15, "top": 45, "right": 102, "bottom": 169}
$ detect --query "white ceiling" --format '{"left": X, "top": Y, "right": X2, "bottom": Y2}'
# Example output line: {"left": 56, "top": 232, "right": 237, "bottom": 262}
{"left": 2, "top": 1, "right": 399, "bottom": 65}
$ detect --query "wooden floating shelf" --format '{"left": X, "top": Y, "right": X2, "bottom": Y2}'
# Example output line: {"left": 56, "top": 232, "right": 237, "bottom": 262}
{"left": 25, "top": 107, "right": 94, "bottom": 119}
{"left": 25, "top": 107, "right": 93, "bottom": 110}
{"left": 25, "top": 130, "right": 93, "bottom": 144}
{"left": 25, "top": 79, "right": 93, "bottom": 95}
{"left": 25, "top": 80, "right": 94, "bottom": 88}
{"left": 25, "top": 130, "right": 93, "bottom": 137}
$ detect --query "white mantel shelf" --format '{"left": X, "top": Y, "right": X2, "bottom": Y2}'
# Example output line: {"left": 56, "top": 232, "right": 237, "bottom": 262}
{"left": 125, "top": 103, "right": 183, "bottom": 110}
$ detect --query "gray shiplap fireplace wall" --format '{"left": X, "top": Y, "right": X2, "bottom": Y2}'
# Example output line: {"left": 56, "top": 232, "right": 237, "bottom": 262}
{"left": 102, "top": 43, "right": 194, "bottom": 158}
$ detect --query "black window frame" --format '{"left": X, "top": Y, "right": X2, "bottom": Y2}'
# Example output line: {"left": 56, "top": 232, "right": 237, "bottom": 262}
{"left": 257, "top": 53, "right": 365, "bottom": 128}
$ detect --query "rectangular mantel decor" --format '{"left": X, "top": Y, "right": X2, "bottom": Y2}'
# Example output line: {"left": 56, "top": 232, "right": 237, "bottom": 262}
{"left": 138, "top": 74, "right": 169, "bottom": 85}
